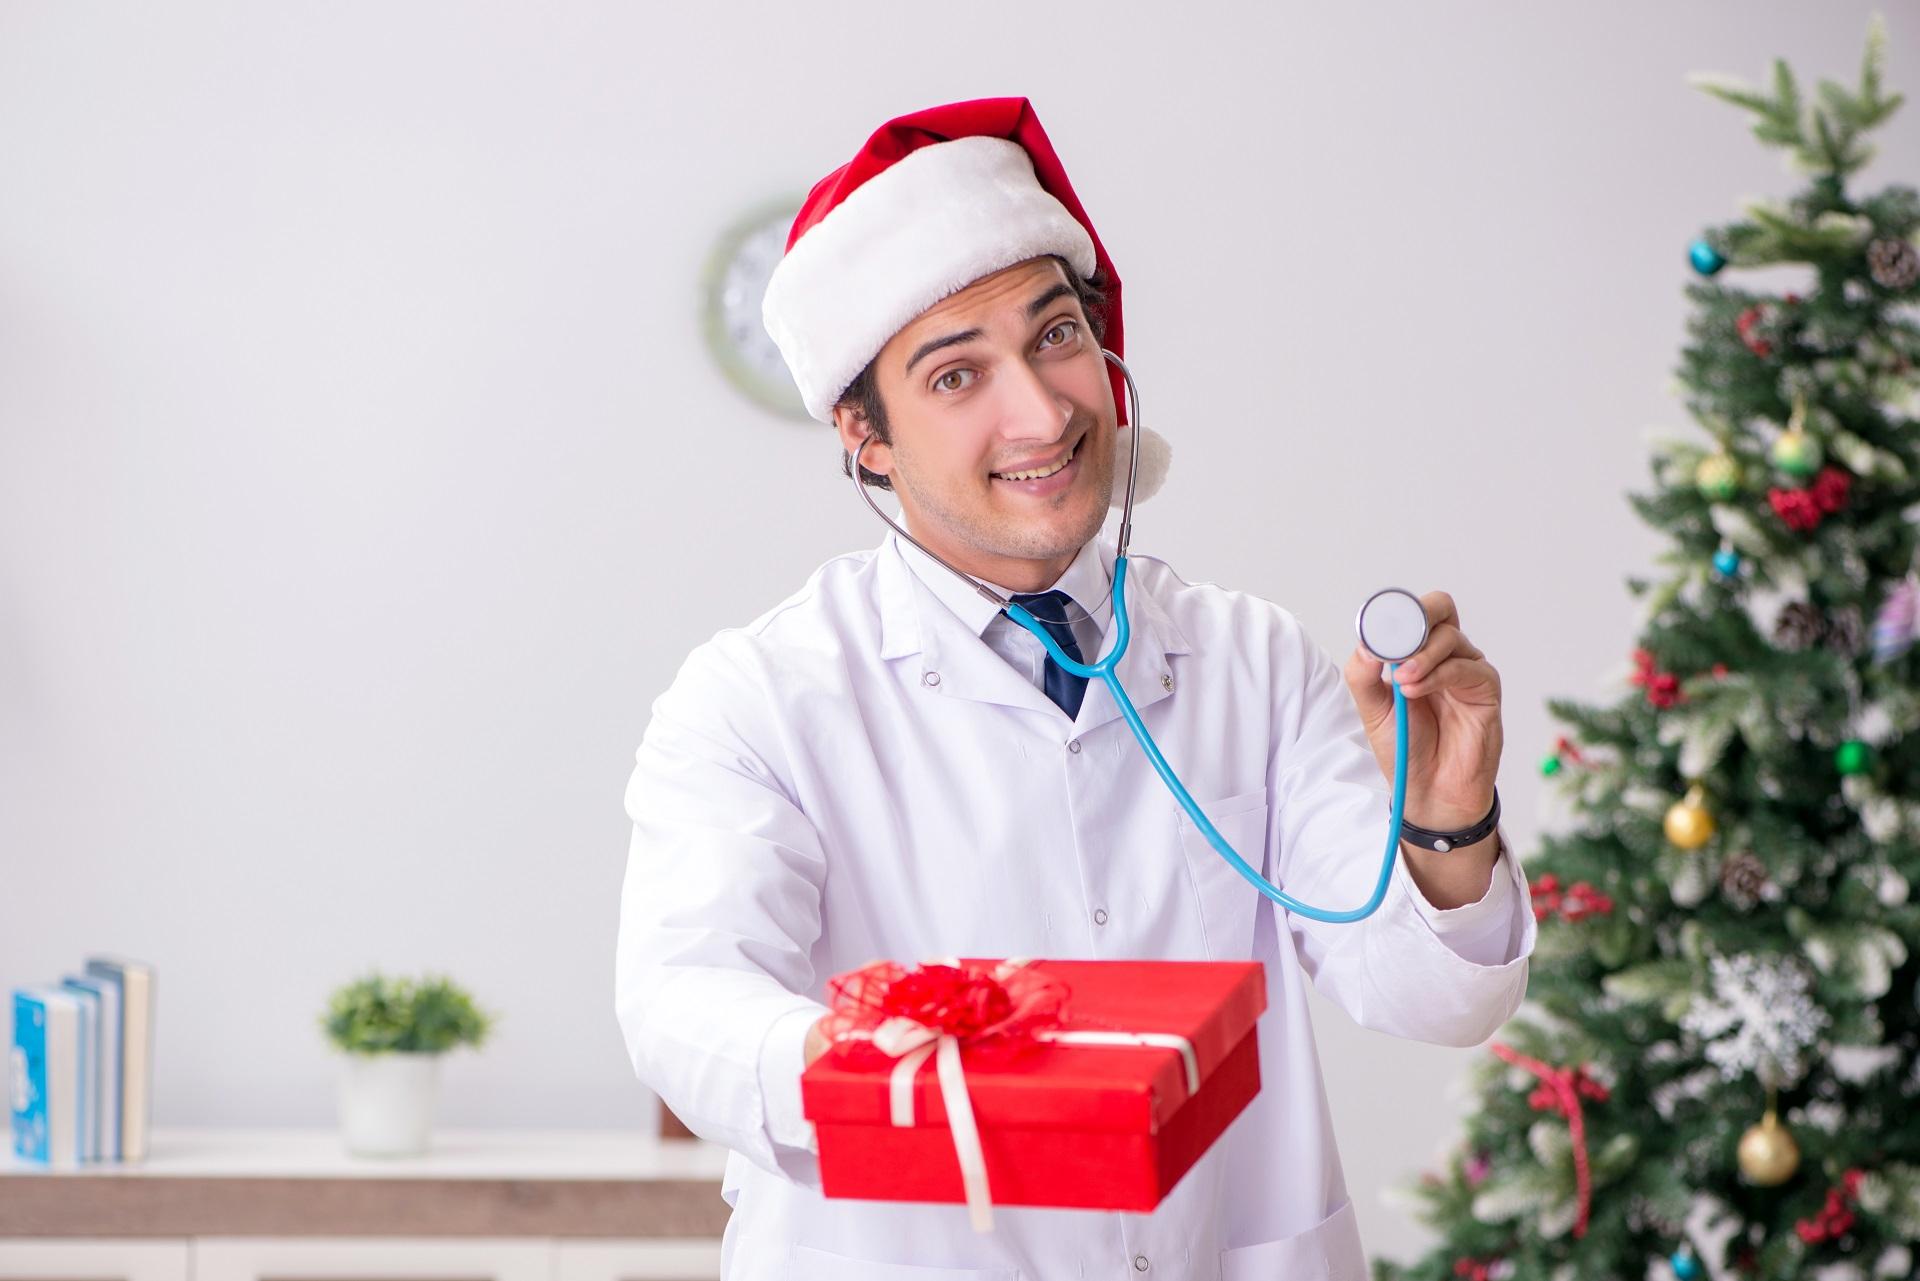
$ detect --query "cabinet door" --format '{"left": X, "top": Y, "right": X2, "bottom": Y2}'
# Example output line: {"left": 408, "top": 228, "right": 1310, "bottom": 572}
{"left": 192, "top": 1238, "right": 553, "bottom": 1281}
{"left": 0, "top": 1240, "right": 190, "bottom": 1280}
{"left": 555, "top": 1241, "right": 722, "bottom": 1281}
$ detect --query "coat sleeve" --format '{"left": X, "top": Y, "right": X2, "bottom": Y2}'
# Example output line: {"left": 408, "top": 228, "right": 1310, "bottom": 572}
{"left": 615, "top": 632, "right": 832, "bottom": 1182}
{"left": 1264, "top": 606, "right": 1536, "bottom": 1046}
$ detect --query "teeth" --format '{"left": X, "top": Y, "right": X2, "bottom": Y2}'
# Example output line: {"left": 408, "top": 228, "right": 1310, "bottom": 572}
{"left": 995, "top": 441, "right": 1075, "bottom": 482}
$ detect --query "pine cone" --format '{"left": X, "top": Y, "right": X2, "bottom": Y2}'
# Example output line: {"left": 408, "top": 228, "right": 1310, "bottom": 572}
{"left": 1867, "top": 237, "right": 1920, "bottom": 291}
{"left": 1720, "top": 850, "right": 1769, "bottom": 910}
{"left": 1774, "top": 600, "right": 1827, "bottom": 650}
{"left": 1825, "top": 604, "right": 1865, "bottom": 656}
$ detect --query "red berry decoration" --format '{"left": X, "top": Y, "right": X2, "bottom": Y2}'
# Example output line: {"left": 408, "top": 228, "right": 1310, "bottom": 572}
{"left": 1736, "top": 304, "right": 1773, "bottom": 357}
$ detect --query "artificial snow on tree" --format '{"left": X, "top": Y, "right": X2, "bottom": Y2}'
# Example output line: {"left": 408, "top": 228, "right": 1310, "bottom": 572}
{"left": 1377, "top": 17, "right": 1920, "bottom": 1281}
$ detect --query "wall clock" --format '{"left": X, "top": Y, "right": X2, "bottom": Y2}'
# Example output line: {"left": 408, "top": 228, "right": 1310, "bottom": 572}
{"left": 701, "top": 196, "right": 811, "bottom": 421}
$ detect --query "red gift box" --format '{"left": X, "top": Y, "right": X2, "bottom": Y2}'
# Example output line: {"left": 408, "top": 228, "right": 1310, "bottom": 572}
{"left": 800, "top": 957, "right": 1267, "bottom": 1227}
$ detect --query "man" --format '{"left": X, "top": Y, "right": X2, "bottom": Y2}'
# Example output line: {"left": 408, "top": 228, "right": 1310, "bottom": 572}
{"left": 617, "top": 97, "right": 1535, "bottom": 1280}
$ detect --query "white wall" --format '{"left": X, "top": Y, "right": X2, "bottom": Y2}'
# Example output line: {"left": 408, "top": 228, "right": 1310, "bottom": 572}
{"left": 3, "top": 0, "right": 1913, "bottom": 1264}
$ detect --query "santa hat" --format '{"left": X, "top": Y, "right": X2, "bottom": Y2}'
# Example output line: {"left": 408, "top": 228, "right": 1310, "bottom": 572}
{"left": 761, "top": 96, "right": 1171, "bottom": 505}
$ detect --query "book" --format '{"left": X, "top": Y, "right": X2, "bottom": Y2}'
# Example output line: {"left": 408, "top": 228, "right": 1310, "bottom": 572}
{"left": 84, "top": 956, "right": 154, "bottom": 1163}
{"left": 10, "top": 987, "right": 84, "bottom": 1167}
{"left": 61, "top": 976, "right": 114, "bottom": 1161}
{"left": 55, "top": 980, "right": 99, "bottom": 1160}
{"left": 62, "top": 972, "right": 121, "bottom": 1161}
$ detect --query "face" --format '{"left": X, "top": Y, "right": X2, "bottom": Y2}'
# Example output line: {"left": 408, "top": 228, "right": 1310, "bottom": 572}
{"left": 833, "top": 256, "right": 1117, "bottom": 594}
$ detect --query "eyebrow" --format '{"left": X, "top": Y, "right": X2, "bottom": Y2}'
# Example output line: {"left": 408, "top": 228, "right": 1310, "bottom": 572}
{"left": 901, "top": 282, "right": 1080, "bottom": 376}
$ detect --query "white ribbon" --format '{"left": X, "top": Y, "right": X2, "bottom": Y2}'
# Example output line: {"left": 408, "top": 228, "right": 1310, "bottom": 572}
{"left": 832, "top": 957, "right": 1199, "bottom": 1234}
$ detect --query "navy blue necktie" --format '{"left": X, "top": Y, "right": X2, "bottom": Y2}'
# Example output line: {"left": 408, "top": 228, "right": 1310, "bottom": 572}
{"left": 1009, "top": 589, "right": 1089, "bottom": 720}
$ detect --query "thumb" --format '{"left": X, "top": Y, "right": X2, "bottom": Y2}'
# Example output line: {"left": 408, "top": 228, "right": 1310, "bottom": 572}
{"left": 1343, "top": 643, "right": 1396, "bottom": 727}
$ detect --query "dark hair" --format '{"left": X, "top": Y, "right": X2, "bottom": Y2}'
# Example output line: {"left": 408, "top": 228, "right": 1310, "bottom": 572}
{"left": 834, "top": 254, "right": 1110, "bottom": 491}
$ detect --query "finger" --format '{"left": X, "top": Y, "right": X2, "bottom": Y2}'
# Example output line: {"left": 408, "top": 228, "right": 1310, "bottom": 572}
{"left": 1420, "top": 590, "right": 1459, "bottom": 637}
{"left": 1398, "top": 621, "right": 1481, "bottom": 680}
{"left": 1344, "top": 642, "right": 1396, "bottom": 722}
{"left": 1396, "top": 655, "right": 1502, "bottom": 702}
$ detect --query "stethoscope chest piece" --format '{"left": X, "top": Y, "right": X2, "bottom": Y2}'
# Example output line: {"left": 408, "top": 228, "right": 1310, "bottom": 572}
{"left": 1356, "top": 587, "right": 1428, "bottom": 664}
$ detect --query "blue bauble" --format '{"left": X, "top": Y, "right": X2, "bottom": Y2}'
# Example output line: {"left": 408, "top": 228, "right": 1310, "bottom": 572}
{"left": 1670, "top": 1250, "right": 1701, "bottom": 1280}
{"left": 1689, "top": 239, "right": 1725, "bottom": 275}
{"left": 1712, "top": 548, "right": 1742, "bottom": 577}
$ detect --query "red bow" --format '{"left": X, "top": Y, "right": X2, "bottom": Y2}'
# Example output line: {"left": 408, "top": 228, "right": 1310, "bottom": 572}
{"left": 821, "top": 960, "right": 1069, "bottom": 1059}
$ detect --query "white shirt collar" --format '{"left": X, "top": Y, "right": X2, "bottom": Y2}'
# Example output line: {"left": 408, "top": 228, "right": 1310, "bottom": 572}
{"left": 891, "top": 509, "right": 1114, "bottom": 642}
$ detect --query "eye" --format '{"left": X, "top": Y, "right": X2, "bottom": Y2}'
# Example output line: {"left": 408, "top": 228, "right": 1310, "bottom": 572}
{"left": 1039, "top": 319, "right": 1079, "bottom": 349}
{"left": 933, "top": 368, "right": 976, "bottom": 394}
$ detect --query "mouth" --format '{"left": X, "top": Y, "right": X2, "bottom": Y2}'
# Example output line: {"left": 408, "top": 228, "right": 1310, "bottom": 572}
{"left": 991, "top": 437, "right": 1081, "bottom": 493}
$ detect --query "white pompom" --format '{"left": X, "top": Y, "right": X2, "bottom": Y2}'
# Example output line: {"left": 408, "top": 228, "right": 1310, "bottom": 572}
{"left": 1110, "top": 423, "right": 1171, "bottom": 506}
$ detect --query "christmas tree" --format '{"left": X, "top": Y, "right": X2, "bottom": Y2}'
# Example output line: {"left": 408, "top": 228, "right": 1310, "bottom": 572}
{"left": 1376, "top": 17, "right": 1920, "bottom": 1281}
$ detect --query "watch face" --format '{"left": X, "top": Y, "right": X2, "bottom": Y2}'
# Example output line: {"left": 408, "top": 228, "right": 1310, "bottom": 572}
{"left": 701, "top": 197, "right": 811, "bottom": 421}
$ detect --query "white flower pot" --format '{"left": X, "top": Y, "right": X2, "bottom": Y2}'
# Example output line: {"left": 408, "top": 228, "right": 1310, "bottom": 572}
{"left": 336, "top": 1050, "right": 442, "bottom": 1157}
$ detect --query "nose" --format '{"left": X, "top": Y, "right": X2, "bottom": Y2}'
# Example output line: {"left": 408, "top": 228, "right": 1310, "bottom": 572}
{"left": 996, "top": 355, "right": 1073, "bottom": 441}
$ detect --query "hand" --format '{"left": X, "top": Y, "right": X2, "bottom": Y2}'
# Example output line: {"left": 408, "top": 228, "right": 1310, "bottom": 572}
{"left": 804, "top": 1015, "right": 832, "bottom": 1068}
{"left": 1343, "top": 589, "right": 1503, "bottom": 830}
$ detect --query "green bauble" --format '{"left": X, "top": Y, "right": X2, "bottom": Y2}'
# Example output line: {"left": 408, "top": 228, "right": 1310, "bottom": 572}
{"left": 1695, "top": 454, "right": 1742, "bottom": 500}
{"left": 1541, "top": 754, "right": 1563, "bottom": 776}
{"left": 1770, "top": 429, "right": 1823, "bottom": 478}
{"left": 1836, "top": 739, "right": 1872, "bottom": 775}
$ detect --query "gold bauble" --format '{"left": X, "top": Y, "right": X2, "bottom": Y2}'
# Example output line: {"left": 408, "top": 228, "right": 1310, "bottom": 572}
{"left": 1695, "top": 453, "right": 1742, "bottom": 501}
{"left": 1737, "top": 1108, "right": 1800, "bottom": 1186}
{"left": 1664, "top": 783, "right": 1716, "bottom": 850}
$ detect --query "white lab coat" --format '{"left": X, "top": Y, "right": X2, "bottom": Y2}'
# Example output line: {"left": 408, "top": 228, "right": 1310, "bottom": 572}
{"left": 617, "top": 520, "right": 1536, "bottom": 1281}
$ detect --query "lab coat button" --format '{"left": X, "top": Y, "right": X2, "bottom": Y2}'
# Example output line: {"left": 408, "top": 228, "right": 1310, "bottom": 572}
{"left": 1093, "top": 907, "right": 1109, "bottom": 926}
{"left": 1133, "top": 1255, "right": 1150, "bottom": 1271}
{"left": 1067, "top": 738, "right": 1082, "bottom": 753}
{"left": 923, "top": 671, "right": 941, "bottom": 687}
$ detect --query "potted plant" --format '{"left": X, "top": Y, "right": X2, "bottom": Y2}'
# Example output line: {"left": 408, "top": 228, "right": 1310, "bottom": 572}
{"left": 320, "top": 971, "right": 495, "bottom": 1157}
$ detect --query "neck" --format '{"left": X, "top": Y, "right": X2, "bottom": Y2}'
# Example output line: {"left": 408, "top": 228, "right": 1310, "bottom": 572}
{"left": 899, "top": 512, "right": 1078, "bottom": 595}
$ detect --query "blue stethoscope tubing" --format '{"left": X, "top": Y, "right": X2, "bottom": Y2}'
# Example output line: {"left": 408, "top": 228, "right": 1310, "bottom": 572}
{"left": 850, "top": 347, "right": 1412, "bottom": 924}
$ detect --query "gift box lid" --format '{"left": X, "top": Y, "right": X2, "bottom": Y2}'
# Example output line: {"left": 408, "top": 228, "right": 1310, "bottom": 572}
{"left": 801, "top": 958, "right": 1266, "bottom": 1134}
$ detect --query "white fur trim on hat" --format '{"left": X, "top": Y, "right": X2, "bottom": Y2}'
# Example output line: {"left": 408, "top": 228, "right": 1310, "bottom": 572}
{"left": 1112, "top": 423, "right": 1171, "bottom": 505}
{"left": 762, "top": 136, "right": 1097, "bottom": 423}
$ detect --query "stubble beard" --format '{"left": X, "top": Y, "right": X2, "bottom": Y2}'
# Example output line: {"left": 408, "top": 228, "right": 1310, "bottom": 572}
{"left": 893, "top": 416, "right": 1115, "bottom": 568}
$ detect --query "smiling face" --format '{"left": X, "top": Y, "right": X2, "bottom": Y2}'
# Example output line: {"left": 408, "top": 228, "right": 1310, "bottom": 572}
{"left": 831, "top": 256, "right": 1117, "bottom": 594}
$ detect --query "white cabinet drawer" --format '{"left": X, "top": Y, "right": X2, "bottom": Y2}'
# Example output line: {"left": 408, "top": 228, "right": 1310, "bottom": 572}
{"left": 0, "top": 1239, "right": 190, "bottom": 1280}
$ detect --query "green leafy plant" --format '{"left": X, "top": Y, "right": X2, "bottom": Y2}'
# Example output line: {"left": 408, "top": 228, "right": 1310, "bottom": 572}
{"left": 320, "top": 971, "right": 496, "bottom": 1055}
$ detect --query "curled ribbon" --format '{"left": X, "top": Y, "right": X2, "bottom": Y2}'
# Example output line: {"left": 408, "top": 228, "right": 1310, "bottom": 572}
{"left": 1488, "top": 1041, "right": 1610, "bottom": 1239}
{"left": 821, "top": 957, "right": 1199, "bottom": 1232}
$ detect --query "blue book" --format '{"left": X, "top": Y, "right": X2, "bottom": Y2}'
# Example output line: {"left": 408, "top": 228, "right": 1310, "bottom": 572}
{"left": 62, "top": 974, "right": 121, "bottom": 1161}
{"left": 10, "top": 987, "right": 83, "bottom": 1168}
{"left": 59, "top": 978, "right": 107, "bottom": 1162}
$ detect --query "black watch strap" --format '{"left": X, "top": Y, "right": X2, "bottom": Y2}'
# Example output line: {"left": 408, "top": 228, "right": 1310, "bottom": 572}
{"left": 1396, "top": 786, "right": 1501, "bottom": 852}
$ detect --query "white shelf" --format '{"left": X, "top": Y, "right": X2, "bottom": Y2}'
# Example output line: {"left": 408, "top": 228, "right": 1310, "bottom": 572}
{"left": 0, "top": 1127, "right": 732, "bottom": 1181}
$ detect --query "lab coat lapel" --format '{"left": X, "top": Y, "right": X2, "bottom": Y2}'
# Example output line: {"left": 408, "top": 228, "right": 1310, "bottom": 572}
{"left": 875, "top": 529, "right": 1063, "bottom": 719}
{"left": 1070, "top": 556, "right": 1192, "bottom": 734}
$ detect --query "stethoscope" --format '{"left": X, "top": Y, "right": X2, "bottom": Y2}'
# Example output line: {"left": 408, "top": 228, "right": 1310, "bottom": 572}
{"left": 851, "top": 348, "right": 1426, "bottom": 924}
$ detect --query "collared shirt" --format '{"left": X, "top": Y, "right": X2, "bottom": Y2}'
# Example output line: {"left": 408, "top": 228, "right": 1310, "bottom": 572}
{"left": 904, "top": 515, "right": 1112, "bottom": 702}
{"left": 616, "top": 522, "right": 1535, "bottom": 1281}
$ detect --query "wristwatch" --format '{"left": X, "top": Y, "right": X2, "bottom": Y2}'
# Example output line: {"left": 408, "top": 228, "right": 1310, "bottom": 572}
{"left": 1396, "top": 786, "right": 1501, "bottom": 852}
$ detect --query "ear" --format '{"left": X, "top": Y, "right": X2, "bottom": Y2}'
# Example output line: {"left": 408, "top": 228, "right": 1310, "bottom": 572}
{"left": 833, "top": 403, "right": 892, "bottom": 478}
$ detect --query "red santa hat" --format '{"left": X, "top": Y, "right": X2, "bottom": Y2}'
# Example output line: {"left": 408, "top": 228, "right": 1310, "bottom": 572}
{"left": 761, "top": 96, "right": 1171, "bottom": 504}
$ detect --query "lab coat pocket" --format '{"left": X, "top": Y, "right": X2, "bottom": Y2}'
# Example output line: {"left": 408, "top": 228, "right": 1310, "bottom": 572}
{"left": 1175, "top": 786, "right": 1269, "bottom": 960}
{"left": 1218, "top": 1196, "right": 1367, "bottom": 1280}
{"left": 788, "top": 1244, "right": 1021, "bottom": 1280}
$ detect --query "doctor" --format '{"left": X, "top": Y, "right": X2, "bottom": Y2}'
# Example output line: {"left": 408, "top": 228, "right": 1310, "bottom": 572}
{"left": 617, "top": 97, "right": 1536, "bottom": 1281}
